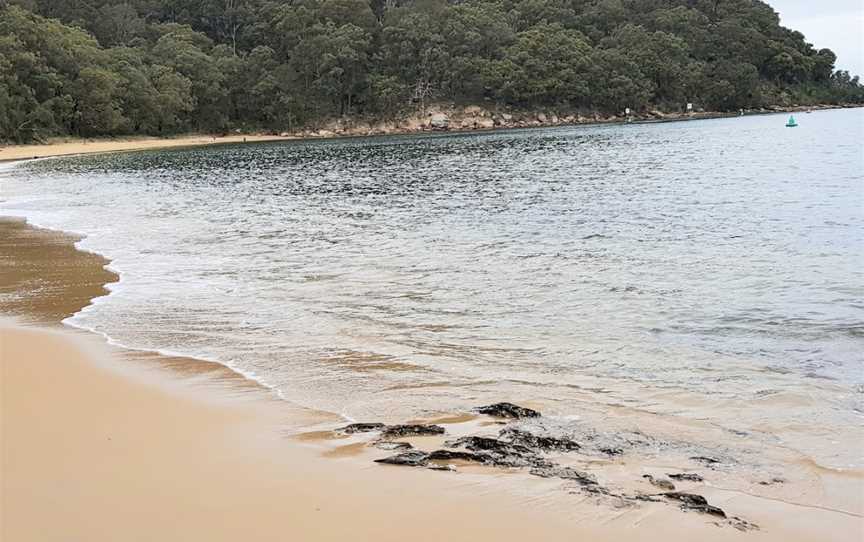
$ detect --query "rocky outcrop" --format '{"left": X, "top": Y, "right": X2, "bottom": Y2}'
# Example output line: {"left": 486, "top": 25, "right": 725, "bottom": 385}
{"left": 362, "top": 405, "right": 759, "bottom": 528}
{"left": 429, "top": 113, "right": 449, "bottom": 130}
{"left": 663, "top": 492, "right": 726, "bottom": 517}
{"left": 427, "top": 450, "right": 490, "bottom": 463}
{"left": 336, "top": 422, "right": 445, "bottom": 438}
{"left": 338, "top": 422, "right": 385, "bottom": 434}
{"left": 529, "top": 465, "right": 597, "bottom": 486}
{"left": 462, "top": 105, "right": 486, "bottom": 116}
{"left": 498, "top": 427, "right": 580, "bottom": 451}
{"left": 476, "top": 402, "right": 541, "bottom": 419}
{"left": 374, "top": 449, "right": 493, "bottom": 467}
{"left": 381, "top": 424, "right": 445, "bottom": 437}
{"left": 445, "top": 436, "right": 534, "bottom": 456}
{"left": 669, "top": 473, "right": 704, "bottom": 482}
{"left": 375, "top": 450, "right": 430, "bottom": 466}
{"left": 265, "top": 103, "right": 854, "bottom": 143}
{"left": 444, "top": 436, "right": 546, "bottom": 468}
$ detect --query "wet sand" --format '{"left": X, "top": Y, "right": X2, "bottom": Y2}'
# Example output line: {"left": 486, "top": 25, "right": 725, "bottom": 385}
{"left": 1, "top": 219, "right": 862, "bottom": 541}
{"left": 0, "top": 134, "right": 290, "bottom": 163}
{"left": 0, "top": 217, "right": 117, "bottom": 323}
{"left": 1, "top": 220, "right": 587, "bottom": 541}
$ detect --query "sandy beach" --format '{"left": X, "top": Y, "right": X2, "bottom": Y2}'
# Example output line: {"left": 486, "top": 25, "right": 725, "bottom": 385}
{"left": 3, "top": 107, "right": 853, "bottom": 164}
{"left": 0, "top": 134, "right": 291, "bottom": 163}
{"left": 1, "top": 210, "right": 862, "bottom": 541}
{"left": 2, "top": 219, "right": 591, "bottom": 541}
{"left": 7, "top": 322, "right": 627, "bottom": 542}
{"left": 2, "top": 0, "right": 862, "bottom": 533}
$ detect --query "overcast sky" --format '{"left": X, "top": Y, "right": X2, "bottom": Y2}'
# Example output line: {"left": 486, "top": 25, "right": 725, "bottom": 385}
{"left": 769, "top": 0, "right": 864, "bottom": 76}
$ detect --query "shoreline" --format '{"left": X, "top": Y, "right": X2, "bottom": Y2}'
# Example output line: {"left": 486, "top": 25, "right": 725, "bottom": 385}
{"left": 1, "top": 104, "right": 859, "bottom": 164}
{"left": 0, "top": 218, "right": 592, "bottom": 541}
{"left": 0, "top": 218, "right": 770, "bottom": 542}
{"left": 6, "top": 324, "right": 624, "bottom": 541}
{"left": 2, "top": 157, "right": 863, "bottom": 537}
{"left": 2, "top": 224, "right": 862, "bottom": 541}
{"left": 0, "top": 134, "right": 291, "bottom": 163}
{"left": 0, "top": 216, "right": 286, "bottom": 396}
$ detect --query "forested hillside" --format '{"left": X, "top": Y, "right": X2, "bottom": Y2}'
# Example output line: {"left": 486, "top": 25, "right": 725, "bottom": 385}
{"left": 1, "top": 0, "right": 862, "bottom": 142}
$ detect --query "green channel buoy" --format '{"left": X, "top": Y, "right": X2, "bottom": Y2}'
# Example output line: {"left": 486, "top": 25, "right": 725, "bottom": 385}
{"left": 786, "top": 115, "right": 798, "bottom": 127}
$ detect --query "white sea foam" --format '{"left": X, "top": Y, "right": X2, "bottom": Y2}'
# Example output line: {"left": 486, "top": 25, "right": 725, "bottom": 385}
{"left": 2, "top": 110, "right": 863, "bottom": 469}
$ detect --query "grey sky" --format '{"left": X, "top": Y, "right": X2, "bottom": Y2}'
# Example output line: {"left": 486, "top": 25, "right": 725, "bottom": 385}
{"left": 769, "top": 0, "right": 864, "bottom": 76}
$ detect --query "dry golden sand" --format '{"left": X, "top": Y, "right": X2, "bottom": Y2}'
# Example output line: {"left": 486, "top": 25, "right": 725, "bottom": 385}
{"left": 3, "top": 325, "right": 598, "bottom": 541}
{"left": 0, "top": 134, "right": 291, "bottom": 162}
{"left": 1, "top": 219, "right": 861, "bottom": 541}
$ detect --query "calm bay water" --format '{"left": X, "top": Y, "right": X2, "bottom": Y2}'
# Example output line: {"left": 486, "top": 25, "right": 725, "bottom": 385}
{"left": 3, "top": 109, "right": 863, "bottom": 468}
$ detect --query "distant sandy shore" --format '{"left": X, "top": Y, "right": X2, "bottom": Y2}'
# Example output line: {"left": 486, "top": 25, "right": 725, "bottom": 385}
{"left": 1, "top": 219, "right": 861, "bottom": 541}
{"left": 0, "top": 134, "right": 291, "bottom": 163}
{"left": 3, "top": 106, "right": 858, "bottom": 164}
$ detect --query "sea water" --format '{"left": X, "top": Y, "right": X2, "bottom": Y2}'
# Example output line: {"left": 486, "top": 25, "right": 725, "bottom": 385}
{"left": 2, "top": 109, "right": 862, "bottom": 471}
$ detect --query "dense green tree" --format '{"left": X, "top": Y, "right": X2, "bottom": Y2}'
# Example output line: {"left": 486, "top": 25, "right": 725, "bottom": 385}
{"left": 148, "top": 64, "right": 195, "bottom": 131}
{"left": 71, "top": 66, "right": 125, "bottom": 135}
{"left": 377, "top": 10, "right": 451, "bottom": 110}
{"left": 602, "top": 25, "right": 692, "bottom": 105}
{"left": 1, "top": 0, "right": 862, "bottom": 143}
{"left": 585, "top": 48, "right": 655, "bottom": 111}
{"left": 700, "top": 60, "right": 761, "bottom": 110}
{"left": 488, "top": 23, "right": 591, "bottom": 105}
{"left": 150, "top": 24, "right": 228, "bottom": 130}
{"left": 92, "top": 3, "right": 146, "bottom": 47}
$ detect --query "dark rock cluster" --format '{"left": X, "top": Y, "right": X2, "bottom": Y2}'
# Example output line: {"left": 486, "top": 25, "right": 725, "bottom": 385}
{"left": 498, "top": 427, "right": 581, "bottom": 452}
{"left": 338, "top": 422, "right": 385, "bottom": 434}
{"left": 375, "top": 450, "right": 430, "bottom": 467}
{"left": 336, "top": 422, "right": 444, "bottom": 438}
{"left": 662, "top": 492, "right": 727, "bottom": 518}
{"left": 669, "top": 473, "right": 704, "bottom": 482}
{"left": 475, "top": 402, "right": 541, "bottom": 419}
{"left": 690, "top": 456, "right": 722, "bottom": 466}
{"left": 374, "top": 434, "right": 555, "bottom": 470}
{"left": 529, "top": 465, "right": 597, "bottom": 486}
{"left": 338, "top": 402, "right": 752, "bottom": 530}
{"left": 381, "top": 424, "right": 446, "bottom": 437}
{"left": 444, "top": 436, "right": 543, "bottom": 467}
